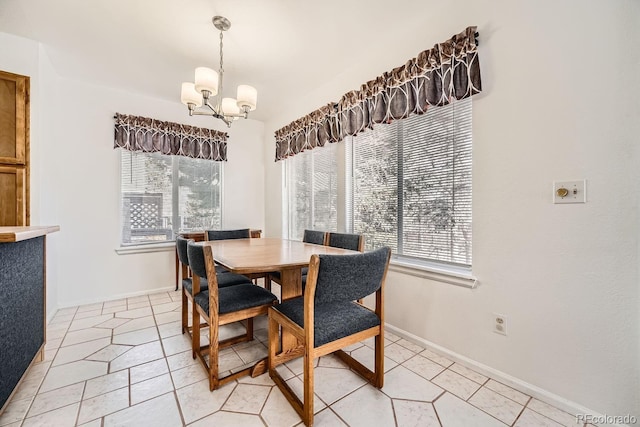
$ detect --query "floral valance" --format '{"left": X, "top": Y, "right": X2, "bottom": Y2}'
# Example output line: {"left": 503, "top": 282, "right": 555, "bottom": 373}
{"left": 275, "top": 26, "right": 481, "bottom": 161}
{"left": 114, "top": 113, "right": 228, "bottom": 161}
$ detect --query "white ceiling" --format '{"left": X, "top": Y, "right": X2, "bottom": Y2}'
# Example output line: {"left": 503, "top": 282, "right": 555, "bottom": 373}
{"left": 0, "top": 0, "right": 440, "bottom": 122}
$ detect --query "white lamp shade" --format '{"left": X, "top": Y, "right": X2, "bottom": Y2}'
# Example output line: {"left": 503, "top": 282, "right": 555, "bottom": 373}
{"left": 236, "top": 85, "right": 257, "bottom": 111}
{"left": 180, "top": 82, "right": 202, "bottom": 107}
{"left": 221, "top": 97, "right": 240, "bottom": 117}
{"left": 194, "top": 67, "right": 219, "bottom": 95}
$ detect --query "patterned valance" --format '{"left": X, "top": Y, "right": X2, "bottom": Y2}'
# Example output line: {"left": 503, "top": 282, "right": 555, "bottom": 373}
{"left": 114, "top": 113, "right": 228, "bottom": 161}
{"left": 275, "top": 26, "right": 481, "bottom": 161}
{"left": 274, "top": 104, "right": 340, "bottom": 160}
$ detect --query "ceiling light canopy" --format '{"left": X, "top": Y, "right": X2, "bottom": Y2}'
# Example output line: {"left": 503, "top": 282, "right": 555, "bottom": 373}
{"left": 180, "top": 16, "right": 257, "bottom": 127}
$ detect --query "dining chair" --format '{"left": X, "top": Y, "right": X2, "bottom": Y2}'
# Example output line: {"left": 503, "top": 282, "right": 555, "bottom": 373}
{"left": 266, "top": 229, "right": 328, "bottom": 291}
{"left": 177, "top": 236, "right": 253, "bottom": 335}
{"left": 187, "top": 241, "right": 278, "bottom": 390}
{"left": 268, "top": 246, "right": 391, "bottom": 426}
{"left": 326, "top": 231, "right": 365, "bottom": 251}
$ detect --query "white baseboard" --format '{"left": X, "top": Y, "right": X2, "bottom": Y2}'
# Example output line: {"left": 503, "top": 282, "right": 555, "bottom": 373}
{"left": 384, "top": 322, "right": 631, "bottom": 427}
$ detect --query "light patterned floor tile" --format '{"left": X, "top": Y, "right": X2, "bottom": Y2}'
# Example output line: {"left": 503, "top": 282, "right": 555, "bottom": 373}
{"left": 282, "top": 376, "right": 326, "bottom": 413}
{"left": 112, "top": 326, "right": 159, "bottom": 346}
{"left": 22, "top": 402, "right": 80, "bottom": 427}
{"left": 469, "top": 387, "right": 524, "bottom": 425}
{"left": 175, "top": 379, "right": 234, "bottom": 424}
{"left": 382, "top": 365, "right": 444, "bottom": 402}
{"left": 450, "top": 363, "right": 489, "bottom": 385}
{"left": 52, "top": 337, "right": 111, "bottom": 366}
{"left": 161, "top": 334, "right": 193, "bottom": 356}
{"left": 40, "top": 360, "right": 108, "bottom": 393}
{"left": 166, "top": 350, "right": 200, "bottom": 372}
{"left": 396, "top": 338, "right": 426, "bottom": 353}
{"left": 170, "top": 362, "right": 208, "bottom": 389}
{"left": 10, "top": 376, "right": 44, "bottom": 402}
{"left": 158, "top": 321, "right": 182, "bottom": 339}
{"left": 112, "top": 316, "right": 156, "bottom": 335}
{"left": 114, "top": 307, "right": 154, "bottom": 319}
{"left": 130, "top": 373, "right": 174, "bottom": 405}
{"left": 311, "top": 366, "right": 367, "bottom": 405}
{"left": 86, "top": 344, "right": 132, "bottom": 362}
{"left": 68, "top": 314, "right": 114, "bottom": 332}
{"left": 432, "top": 369, "right": 482, "bottom": 400}
{"left": 127, "top": 301, "right": 151, "bottom": 310}
{"left": 527, "top": 399, "right": 577, "bottom": 426}
{"left": 234, "top": 341, "right": 268, "bottom": 365}
{"left": 77, "top": 387, "right": 129, "bottom": 424}
{"left": 222, "top": 383, "right": 271, "bottom": 414}
{"left": 514, "top": 408, "right": 564, "bottom": 427}
{"left": 331, "top": 385, "right": 396, "bottom": 427}
{"left": 130, "top": 358, "right": 170, "bottom": 384}
{"left": 485, "top": 379, "right": 530, "bottom": 405}
{"left": 189, "top": 410, "right": 265, "bottom": 427}
{"left": 103, "top": 393, "right": 182, "bottom": 427}
{"left": 152, "top": 301, "right": 181, "bottom": 314}
{"left": 261, "top": 386, "right": 301, "bottom": 427}
{"left": 0, "top": 398, "right": 34, "bottom": 426}
{"left": 84, "top": 370, "right": 129, "bottom": 399}
{"left": 61, "top": 328, "right": 112, "bottom": 347}
{"left": 109, "top": 341, "right": 164, "bottom": 372}
{"left": 434, "top": 392, "right": 507, "bottom": 427}
{"left": 349, "top": 346, "right": 398, "bottom": 373}
{"left": 26, "top": 382, "right": 84, "bottom": 418}
{"left": 154, "top": 311, "right": 181, "bottom": 325}
{"left": 309, "top": 408, "right": 348, "bottom": 427}
{"left": 380, "top": 342, "right": 416, "bottom": 364}
{"left": 77, "top": 303, "right": 104, "bottom": 313}
{"left": 403, "top": 353, "right": 446, "bottom": 380}
{"left": 74, "top": 309, "right": 104, "bottom": 320}
{"left": 94, "top": 317, "right": 130, "bottom": 330}
{"left": 420, "top": 348, "right": 454, "bottom": 367}
{"left": 101, "top": 305, "right": 127, "bottom": 315}
{"left": 393, "top": 400, "right": 441, "bottom": 427}
{"left": 103, "top": 299, "right": 127, "bottom": 309}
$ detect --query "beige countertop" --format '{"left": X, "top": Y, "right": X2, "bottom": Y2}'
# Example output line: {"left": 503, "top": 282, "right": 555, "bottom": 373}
{"left": 0, "top": 226, "right": 60, "bottom": 243}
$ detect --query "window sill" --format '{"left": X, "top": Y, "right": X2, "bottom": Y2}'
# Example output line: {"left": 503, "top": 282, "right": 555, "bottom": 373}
{"left": 389, "top": 258, "right": 477, "bottom": 288}
{"left": 115, "top": 242, "right": 175, "bottom": 255}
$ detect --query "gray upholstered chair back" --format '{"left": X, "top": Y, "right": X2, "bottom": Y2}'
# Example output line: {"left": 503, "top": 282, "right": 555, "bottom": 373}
{"left": 187, "top": 241, "right": 208, "bottom": 279}
{"left": 176, "top": 236, "right": 192, "bottom": 266}
{"left": 303, "top": 229, "right": 326, "bottom": 245}
{"left": 206, "top": 228, "right": 250, "bottom": 241}
{"left": 327, "top": 232, "right": 363, "bottom": 251}
{"left": 312, "top": 247, "right": 391, "bottom": 304}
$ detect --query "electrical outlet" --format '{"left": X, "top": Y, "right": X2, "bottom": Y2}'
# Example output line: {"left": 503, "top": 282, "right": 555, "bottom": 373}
{"left": 493, "top": 313, "right": 507, "bottom": 336}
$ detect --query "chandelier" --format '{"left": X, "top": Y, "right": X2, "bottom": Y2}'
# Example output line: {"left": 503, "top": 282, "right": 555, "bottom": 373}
{"left": 180, "top": 16, "right": 257, "bottom": 127}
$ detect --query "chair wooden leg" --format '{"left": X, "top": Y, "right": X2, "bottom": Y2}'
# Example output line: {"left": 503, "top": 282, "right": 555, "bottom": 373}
{"left": 374, "top": 334, "right": 384, "bottom": 388}
{"left": 303, "top": 347, "right": 314, "bottom": 426}
{"left": 181, "top": 290, "right": 188, "bottom": 334}
{"left": 268, "top": 311, "right": 279, "bottom": 371}
{"left": 265, "top": 274, "right": 272, "bottom": 291}
{"left": 209, "top": 318, "right": 219, "bottom": 391}
{"left": 192, "top": 306, "right": 200, "bottom": 359}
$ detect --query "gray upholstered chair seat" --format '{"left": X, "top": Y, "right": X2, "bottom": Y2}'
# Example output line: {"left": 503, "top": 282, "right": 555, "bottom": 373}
{"left": 182, "top": 277, "right": 208, "bottom": 294}
{"left": 273, "top": 297, "right": 380, "bottom": 347}
{"left": 194, "top": 284, "right": 277, "bottom": 315}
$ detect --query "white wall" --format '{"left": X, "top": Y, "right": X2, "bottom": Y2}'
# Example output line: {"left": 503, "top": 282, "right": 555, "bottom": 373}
{"left": 0, "top": 31, "right": 266, "bottom": 310}
{"left": 264, "top": 0, "right": 640, "bottom": 419}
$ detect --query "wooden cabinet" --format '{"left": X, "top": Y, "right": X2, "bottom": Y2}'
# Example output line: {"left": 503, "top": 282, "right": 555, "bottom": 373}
{"left": 0, "top": 70, "right": 29, "bottom": 226}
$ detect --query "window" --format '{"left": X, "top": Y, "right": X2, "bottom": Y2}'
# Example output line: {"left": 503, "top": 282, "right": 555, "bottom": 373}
{"left": 284, "top": 98, "right": 472, "bottom": 269}
{"left": 284, "top": 143, "right": 338, "bottom": 241}
{"left": 348, "top": 98, "right": 472, "bottom": 267}
{"left": 120, "top": 151, "right": 222, "bottom": 245}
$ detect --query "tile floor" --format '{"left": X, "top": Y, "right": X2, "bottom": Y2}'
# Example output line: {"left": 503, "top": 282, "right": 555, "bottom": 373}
{"left": 0, "top": 288, "right": 592, "bottom": 427}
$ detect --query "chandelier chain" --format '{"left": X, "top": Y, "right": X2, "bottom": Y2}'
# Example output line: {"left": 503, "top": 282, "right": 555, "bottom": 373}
{"left": 218, "top": 31, "right": 224, "bottom": 94}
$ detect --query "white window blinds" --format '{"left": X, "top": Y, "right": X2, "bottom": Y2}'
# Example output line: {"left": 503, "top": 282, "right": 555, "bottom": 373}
{"left": 120, "top": 151, "right": 222, "bottom": 245}
{"left": 285, "top": 143, "right": 338, "bottom": 240}
{"left": 349, "top": 97, "right": 472, "bottom": 266}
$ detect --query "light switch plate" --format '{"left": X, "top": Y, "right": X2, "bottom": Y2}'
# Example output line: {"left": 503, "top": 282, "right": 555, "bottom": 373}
{"left": 553, "top": 180, "right": 586, "bottom": 204}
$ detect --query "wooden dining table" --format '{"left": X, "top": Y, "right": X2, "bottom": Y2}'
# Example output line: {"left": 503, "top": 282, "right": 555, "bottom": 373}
{"left": 195, "top": 237, "right": 359, "bottom": 374}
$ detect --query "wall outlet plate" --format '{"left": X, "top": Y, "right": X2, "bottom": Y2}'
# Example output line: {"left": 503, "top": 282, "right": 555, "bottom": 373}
{"left": 493, "top": 313, "right": 507, "bottom": 336}
{"left": 553, "top": 180, "right": 586, "bottom": 204}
